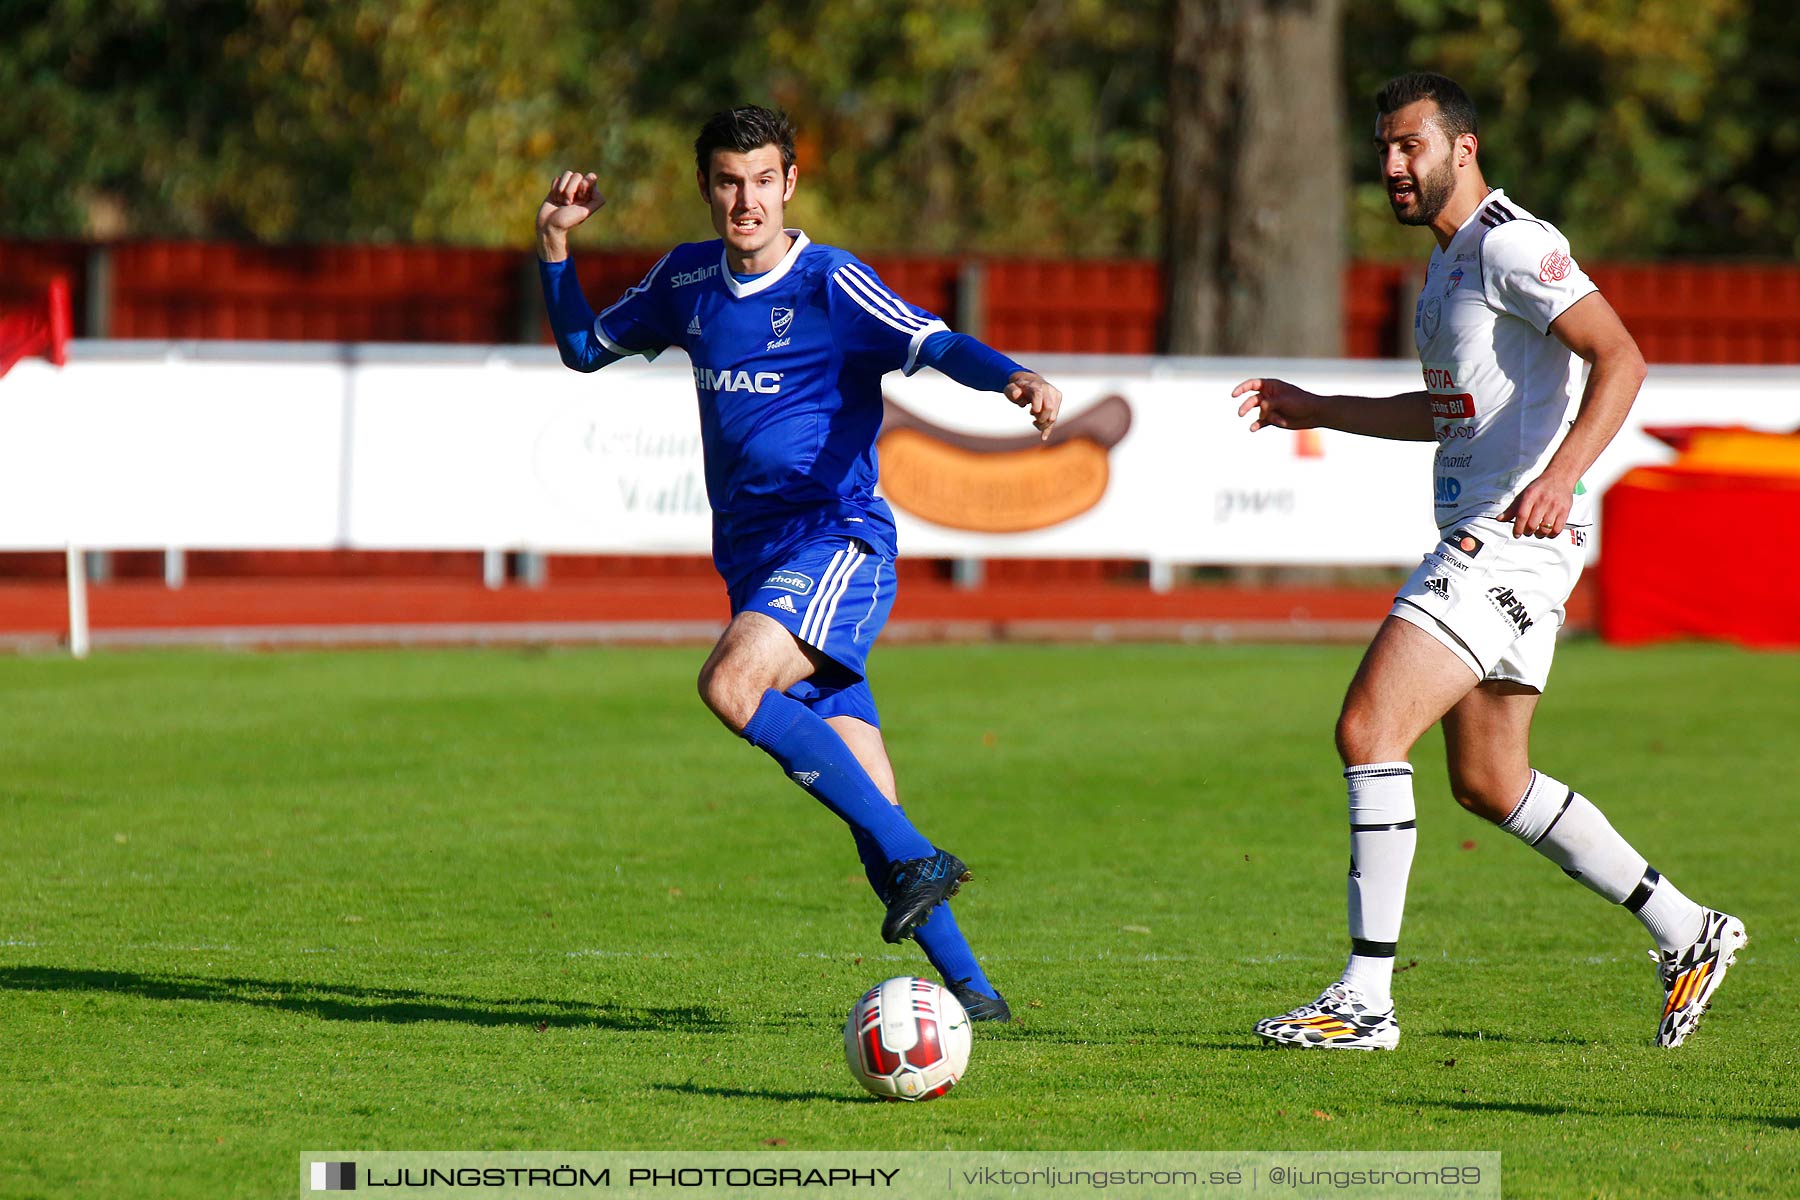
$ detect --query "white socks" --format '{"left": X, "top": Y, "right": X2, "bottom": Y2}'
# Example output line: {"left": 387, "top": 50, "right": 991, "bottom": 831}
{"left": 1340, "top": 762, "right": 1417, "bottom": 1009}
{"left": 1332, "top": 764, "right": 1707, "bottom": 1009}
{"left": 1500, "top": 770, "right": 1705, "bottom": 951}
{"left": 1633, "top": 872, "right": 1706, "bottom": 951}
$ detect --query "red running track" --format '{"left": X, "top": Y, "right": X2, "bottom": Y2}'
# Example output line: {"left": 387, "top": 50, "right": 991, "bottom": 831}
{"left": 0, "top": 577, "right": 1597, "bottom": 650}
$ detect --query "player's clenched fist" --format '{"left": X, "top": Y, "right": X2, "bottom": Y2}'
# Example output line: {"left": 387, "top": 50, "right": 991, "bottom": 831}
{"left": 537, "top": 171, "right": 606, "bottom": 262}
{"left": 538, "top": 171, "right": 606, "bottom": 234}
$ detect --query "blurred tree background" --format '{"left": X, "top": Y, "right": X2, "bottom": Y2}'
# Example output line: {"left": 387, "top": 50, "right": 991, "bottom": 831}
{"left": 2, "top": 0, "right": 1796, "bottom": 260}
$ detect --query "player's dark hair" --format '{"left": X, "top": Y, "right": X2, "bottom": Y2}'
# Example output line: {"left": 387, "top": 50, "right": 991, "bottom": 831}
{"left": 1376, "top": 72, "right": 1478, "bottom": 142}
{"left": 694, "top": 105, "right": 797, "bottom": 179}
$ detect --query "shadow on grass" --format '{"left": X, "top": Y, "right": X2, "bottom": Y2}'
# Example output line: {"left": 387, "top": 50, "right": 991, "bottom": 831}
{"left": 0, "top": 966, "right": 723, "bottom": 1031}
{"left": 1182, "top": 1036, "right": 1271, "bottom": 1052}
{"left": 652, "top": 1082, "right": 864, "bottom": 1105}
{"left": 1426, "top": 1098, "right": 1800, "bottom": 1132}
{"left": 1435, "top": 1028, "right": 1597, "bottom": 1047}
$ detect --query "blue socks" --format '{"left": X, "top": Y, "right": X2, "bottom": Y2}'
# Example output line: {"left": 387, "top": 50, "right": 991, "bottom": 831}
{"left": 740, "top": 688, "right": 996, "bottom": 999}
{"left": 740, "top": 689, "right": 934, "bottom": 863}
{"left": 853, "top": 828, "right": 997, "bottom": 1000}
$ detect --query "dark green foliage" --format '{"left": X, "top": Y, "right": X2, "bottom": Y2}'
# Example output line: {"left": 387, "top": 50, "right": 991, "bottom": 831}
{"left": 3, "top": 2, "right": 1792, "bottom": 256}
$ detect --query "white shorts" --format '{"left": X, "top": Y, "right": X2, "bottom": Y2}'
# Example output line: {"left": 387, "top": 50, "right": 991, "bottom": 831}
{"left": 1389, "top": 515, "right": 1588, "bottom": 691}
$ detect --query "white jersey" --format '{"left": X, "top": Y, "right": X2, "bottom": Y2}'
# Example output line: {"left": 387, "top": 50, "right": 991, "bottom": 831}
{"left": 1414, "top": 189, "right": 1598, "bottom": 532}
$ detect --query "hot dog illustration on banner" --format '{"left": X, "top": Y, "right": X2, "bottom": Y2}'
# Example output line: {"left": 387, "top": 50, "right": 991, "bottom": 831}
{"left": 877, "top": 393, "right": 1133, "bottom": 533}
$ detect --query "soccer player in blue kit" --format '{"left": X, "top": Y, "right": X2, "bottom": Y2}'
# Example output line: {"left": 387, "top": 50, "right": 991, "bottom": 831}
{"left": 535, "top": 106, "right": 1061, "bottom": 1021}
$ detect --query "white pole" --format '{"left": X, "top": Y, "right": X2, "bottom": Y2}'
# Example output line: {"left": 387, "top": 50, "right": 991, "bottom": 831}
{"left": 66, "top": 544, "right": 91, "bottom": 659}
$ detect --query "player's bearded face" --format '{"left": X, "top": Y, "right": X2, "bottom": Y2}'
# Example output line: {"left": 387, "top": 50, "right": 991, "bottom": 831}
{"left": 1377, "top": 104, "right": 1459, "bottom": 228}
{"left": 1390, "top": 151, "right": 1456, "bottom": 227}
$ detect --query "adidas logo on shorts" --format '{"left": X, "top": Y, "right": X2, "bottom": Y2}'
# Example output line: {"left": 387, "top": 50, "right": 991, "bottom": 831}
{"left": 767, "top": 594, "right": 797, "bottom": 613}
{"left": 1424, "top": 576, "right": 1450, "bottom": 601}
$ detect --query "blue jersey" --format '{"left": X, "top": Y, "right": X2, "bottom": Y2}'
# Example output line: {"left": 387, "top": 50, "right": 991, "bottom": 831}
{"left": 591, "top": 231, "right": 946, "bottom": 588}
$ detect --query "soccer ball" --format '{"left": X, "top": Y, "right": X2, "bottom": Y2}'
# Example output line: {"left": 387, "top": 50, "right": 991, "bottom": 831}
{"left": 843, "top": 976, "right": 972, "bottom": 1101}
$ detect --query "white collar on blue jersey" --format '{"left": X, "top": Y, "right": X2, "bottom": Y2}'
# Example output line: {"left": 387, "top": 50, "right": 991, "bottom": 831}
{"left": 721, "top": 230, "right": 811, "bottom": 299}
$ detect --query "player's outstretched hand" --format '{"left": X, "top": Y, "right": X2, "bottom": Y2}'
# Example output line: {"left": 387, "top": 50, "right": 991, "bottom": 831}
{"left": 1005, "top": 371, "right": 1062, "bottom": 441}
{"left": 1231, "top": 377, "right": 1324, "bottom": 432}
{"left": 537, "top": 171, "right": 606, "bottom": 236}
{"left": 1500, "top": 473, "right": 1575, "bottom": 539}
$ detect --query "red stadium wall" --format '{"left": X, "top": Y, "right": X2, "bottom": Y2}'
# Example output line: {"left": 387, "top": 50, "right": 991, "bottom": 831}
{"left": 6, "top": 239, "right": 1800, "bottom": 364}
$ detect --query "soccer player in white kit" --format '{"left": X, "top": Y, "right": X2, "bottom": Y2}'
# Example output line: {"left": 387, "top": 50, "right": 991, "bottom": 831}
{"left": 1231, "top": 72, "right": 1746, "bottom": 1050}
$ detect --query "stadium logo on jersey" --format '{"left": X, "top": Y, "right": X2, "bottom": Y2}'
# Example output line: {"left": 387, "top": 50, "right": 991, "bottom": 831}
{"left": 766, "top": 594, "right": 798, "bottom": 613}
{"left": 670, "top": 264, "right": 719, "bottom": 288}
{"left": 1424, "top": 576, "right": 1451, "bottom": 601}
{"left": 771, "top": 306, "right": 794, "bottom": 338}
{"left": 693, "top": 366, "right": 783, "bottom": 394}
{"left": 1451, "top": 529, "right": 1485, "bottom": 557}
{"left": 1487, "top": 586, "right": 1534, "bottom": 634}
{"left": 1539, "top": 251, "right": 1573, "bottom": 284}
{"left": 1435, "top": 476, "right": 1463, "bottom": 505}
{"left": 761, "top": 569, "right": 813, "bottom": 595}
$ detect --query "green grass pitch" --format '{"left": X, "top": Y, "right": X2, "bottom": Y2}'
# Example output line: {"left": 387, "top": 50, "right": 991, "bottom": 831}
{"left": 1, "top": 642, "right": 1795, "bottom": 1197}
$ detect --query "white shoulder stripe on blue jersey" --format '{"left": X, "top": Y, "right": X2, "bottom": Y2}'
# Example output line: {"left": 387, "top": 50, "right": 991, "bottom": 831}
{"left": 598, "top": 250, "right": 672, "bottom": 321}
{"left": 836, "top": 263, "right": 928, "bottom": 327}
{"left": 595, "top": 249, "right": 673, "bottom": 360}
{"left": 832, "top": 271, "right": 930, "bottom": 338}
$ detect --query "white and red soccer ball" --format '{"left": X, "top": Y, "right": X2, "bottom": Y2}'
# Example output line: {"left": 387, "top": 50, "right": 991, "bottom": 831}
{"left": 843, "top": 976, "right": 972, "bottom": 1100}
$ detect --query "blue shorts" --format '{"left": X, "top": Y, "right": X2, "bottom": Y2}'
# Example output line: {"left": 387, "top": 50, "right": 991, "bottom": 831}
{"left": 729, "top": 535, "right": 895, "bottom": 727}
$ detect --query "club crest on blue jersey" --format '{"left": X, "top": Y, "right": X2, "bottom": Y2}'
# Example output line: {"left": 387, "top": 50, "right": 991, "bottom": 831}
{"left": 761, "top": 569, "right": 813, "bottom": 595}
{"left": 771, "top": 306, "right": 794, "bottom": 338}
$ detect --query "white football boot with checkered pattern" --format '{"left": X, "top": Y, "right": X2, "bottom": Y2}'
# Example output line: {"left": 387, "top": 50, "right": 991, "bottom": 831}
{"left": 1654, "top": 908, "right": 1747, "bottom": 1048}
{"left": 1255, "top": 982, "right": 1400, "bottom": 1050}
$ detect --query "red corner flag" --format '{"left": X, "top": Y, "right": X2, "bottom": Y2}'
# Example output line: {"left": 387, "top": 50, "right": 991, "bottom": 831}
{"left": 0, "top": 277, "right": 71, "bottom": 378}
